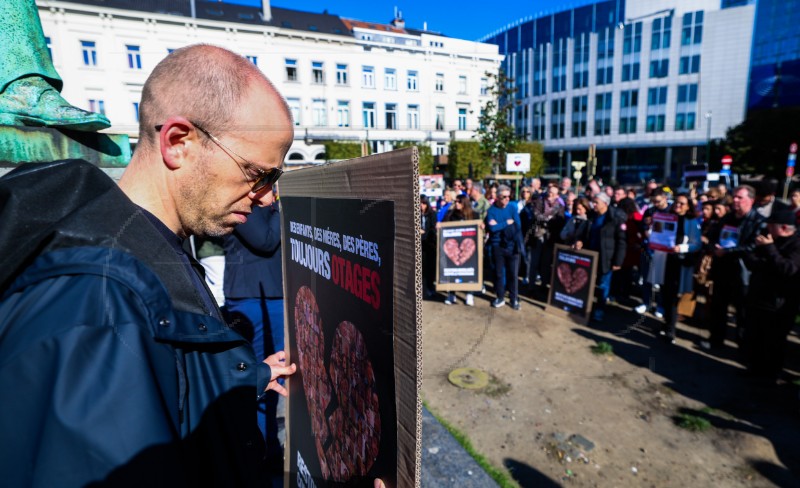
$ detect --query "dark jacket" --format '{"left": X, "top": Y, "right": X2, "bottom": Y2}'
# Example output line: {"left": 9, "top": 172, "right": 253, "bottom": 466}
{"left": 743, "top": 232, "right": 800, "bottom": 314}
{"left": 224, "top": 204, "right": 283, "bottom": 299}
{"left": 421, "top": 208, "right": 438, "bottom": 250}
{"left": 578, "top": 207, "right": 627, "bottom": 275}
{"left": 0, "top": 161, "right": 270, "bottom": 487}
{"left": 710, "top": 208, "right": 767, "bottom": 285}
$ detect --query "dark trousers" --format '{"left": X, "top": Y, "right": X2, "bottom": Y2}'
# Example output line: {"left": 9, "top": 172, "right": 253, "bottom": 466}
{"left": 745, "top": 306, "right": 795, "bottom": 378}
{"left": 660, "top": 260, "right": 682, "bottom": 339}
{"left": 708, "top": 278, "right": 747, "bottom": 347}
{"left": 493, "top": 246, "right": 520, "bottom": 303}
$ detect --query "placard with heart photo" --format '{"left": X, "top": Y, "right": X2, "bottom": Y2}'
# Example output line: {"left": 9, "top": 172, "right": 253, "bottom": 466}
{"left": 435, "top": 220, "right": 484, "bottom": 292}
{"left": 282, "top": 196, "right": 396, "bottom": 487}
{"left": 546, "top": 245, "right": 599, "bottom": 325}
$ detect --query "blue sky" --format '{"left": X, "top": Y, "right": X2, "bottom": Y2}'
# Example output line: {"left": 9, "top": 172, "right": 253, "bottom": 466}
{"left": 222, "top": 0, "right": 594, "bottom": 41}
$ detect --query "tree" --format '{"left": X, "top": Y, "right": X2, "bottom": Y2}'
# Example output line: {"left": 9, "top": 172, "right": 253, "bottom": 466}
{"left": 394, "top": 141, "right": 434, "bottom": 174}
{"left": 323, "top": 141, "right": 364, "bottom": 160}
{"left": 721, "top": 107, "right": 800, "bottom": 177}
{"left": 448, "top": 141, "right": 489, "bottom": 179}
{"left": 476, "top": 69, "right": 520, "bottom": 174}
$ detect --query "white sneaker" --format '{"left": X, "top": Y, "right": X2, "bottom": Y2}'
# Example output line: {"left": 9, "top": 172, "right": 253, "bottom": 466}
{"left": 465, "top": 294, "right": 474, "bottom": 306}
{"left": 444, "top": 297, "right": 455, "bottom": 305}
{"left": 653, "top": 308, "right": 664, "bottom": 319}
{"left": 635, "top": 304, "right": 647, "bottom": 314}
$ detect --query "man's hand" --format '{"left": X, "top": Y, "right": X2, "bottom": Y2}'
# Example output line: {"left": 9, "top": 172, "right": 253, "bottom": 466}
{"left": 755, "top": 233, "right": 773, "bottom": 246}
{"left": 488, "top": 219, "right": 497, "bottom": 226}
{"left": 506, "top": 218, "right": 514, "bottom": 225}
{"left": 574, "top": 241, "right": 583, "bottom": 250}
{"left": 263, "top": 351, "right": 296, "bottom": 397}
{"left": 612, "top": 265, "right": 621, "bottom": 271}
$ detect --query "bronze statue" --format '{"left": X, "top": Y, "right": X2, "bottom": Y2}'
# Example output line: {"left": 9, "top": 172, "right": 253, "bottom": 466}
{"left": 0, "top": 0, "right": 110, "bottom": 131}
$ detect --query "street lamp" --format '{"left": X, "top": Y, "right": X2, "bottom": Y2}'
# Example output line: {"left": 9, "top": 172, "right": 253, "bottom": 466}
{"left": 705, "top": 111, "right": 712, "bottom": 165}
{"left": 558, "top": 149, "right": 564, "bottom": 178}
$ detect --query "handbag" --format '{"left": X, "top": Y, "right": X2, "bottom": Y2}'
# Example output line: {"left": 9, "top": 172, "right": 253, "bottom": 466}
{"left": 677, "top": 292, "right": 697, "bottom": 318}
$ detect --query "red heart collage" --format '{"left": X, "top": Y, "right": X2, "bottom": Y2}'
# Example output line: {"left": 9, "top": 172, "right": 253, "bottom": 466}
{"left": 556, "top": 262, "right": 589, "bottom": 294}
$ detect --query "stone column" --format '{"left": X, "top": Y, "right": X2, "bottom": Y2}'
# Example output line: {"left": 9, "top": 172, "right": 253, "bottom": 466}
{"left": 664, "top": 147, "right": 673, "bottom": 181}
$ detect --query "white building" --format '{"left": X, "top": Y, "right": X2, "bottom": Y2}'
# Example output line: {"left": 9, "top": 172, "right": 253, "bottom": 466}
{"left": 481, "top": 0, "right": 756, "bottom": 182}
{"left": 36, "top": 0, "right": 502, "bottom": 165}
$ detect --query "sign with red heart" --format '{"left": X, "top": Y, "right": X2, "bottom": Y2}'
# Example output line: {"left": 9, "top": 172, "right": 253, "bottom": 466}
{"left": 435, "top": 220, "right": 484, "bottom": 292}
{"left": 546, "top": 244, "right": 599, "bottom": 325}
{"left": 505, "top": 152, "right": 530, "bottom": 172}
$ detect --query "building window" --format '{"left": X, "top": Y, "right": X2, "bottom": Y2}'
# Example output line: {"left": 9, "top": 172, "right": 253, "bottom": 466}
{"left": 312, "top": 99, "right": 326, "bottom": 127}
{"left": 533, "top": 45, "right": 547, "bottom": 96}
{"left": 552, "top": 38, "right": 567, "bottom": 92}
{"left": 81, "top": 40, "right": 97, "bottom": 66}
{"left": 88, "top": 99, "right": 105, "bottom": 115}
{"left": 623, "top": 22, "right": 642, "bottom": 55}
{"left": 385, "top": 104, "right": 397, "bottom": 129}
{"left": 385, "top": 68, "right": 397, "bottom": 90}
{"left": 573, "top": 33, "right": 590, "bottom": 89}
{"left": 285, "top": 59, "right": 298, "bottom": 81}
{"left": 596, "top": 28, "right": 614, "bottom": 86}
{"left": 480, "top": 77, "right": 488, "bottom": 96}
{"left": 312, "top": 61, "right": 324, "bottom": 84}
{"left": 407, "top": 104, "right": 419, "bottom": 129}
{"left": 457, "top": 107, "right": 468, "bottom": 130}
{"left": 245, "top": 55, "right": 258, "bottom": 66}
{"left": 649, "top": 59, "right": 669, "bottom": 78}
{"left": 594, "top": 93, "right": 612, "bottom": 136}
{"left": 362, "top": 102, "right": 376, "bottom": 128}
{"left": 337, "top": 101, "right": 350, "bottom": 127}
{"left": 362, "top": 66, "right": 375, "bottom": 88}
{"left": 133, "top": 102, "right": 140, "bottom": 122}
{"left": 435, "top": 106, "right": 445, "bottom": 130}
{"left": 336, "top": 64, "right": 348, "bottom": 85}
{"left": 407, "top": 70, "right": 418, "bottom": 91}
{"left": 622, "top": 62, "right": 640, "bottom": 82}
{"left": 571, "top": 95, "right": 587, "bottom": 137}
{"left": 682, "top": 11, "right": 704, "bottom": 46}
{"left": 619, "top": 89, "right": 638, "bottom": 134}
{"left": 458, "top": 75, "right": 467, "bottom": 94}
{"left": 651, "top": 16, "right": 672, "bottom": 51}
{"left": 646, "top": 86, "right": 668, "bottom": 132}
{"left": 435, "top": 73, "right": 444, "bottom": 92}
{"left": 550, "top": 98, "right": 565, "bottom": 139}
{"left": 287, "top": 98, "right": 301, "bottom": 126}
{"left": 45, "top": 36, "right": 52, "bottom": 60}
{"left": 675, "top": 83, "right": 698, "bottom": 131}
{"left": 532, "top": 102, "right": 546, "bottom": 140}
{"left": 679, "top": 55, "right": 701, "bottom": 74}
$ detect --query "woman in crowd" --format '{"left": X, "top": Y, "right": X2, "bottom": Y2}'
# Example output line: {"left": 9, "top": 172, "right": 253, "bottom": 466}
{"left": 659, "top": 193, "right": 702, "bottom": 343}
{"left": 441, "top": 194, "right": 478, "bottom": 306}
{"left": 790, "top": 187, "right": 800, "bottom": 226}
{"left": 420, "top": 195, "right": 438, "bottom": 298}
{"left": 560, "top": 197, "right": 592, "bottom": 246}
{"left": 615, "top": 197, "right": 643, "bottom": 303}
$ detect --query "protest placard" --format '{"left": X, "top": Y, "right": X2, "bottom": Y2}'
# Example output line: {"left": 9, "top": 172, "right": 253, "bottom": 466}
{"left": 546, "top": 245, "right": 599, "bottom": 325}
{"left": 648, "top": 212, "right": 678, "bottom": 252}
{"left": 435, "top": 220, "right": 483, "bottom": 292}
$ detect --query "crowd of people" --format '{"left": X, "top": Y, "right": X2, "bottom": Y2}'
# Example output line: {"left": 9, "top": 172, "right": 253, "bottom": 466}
{"left": 421, "top": 176, "right": 800, "bottom": 383}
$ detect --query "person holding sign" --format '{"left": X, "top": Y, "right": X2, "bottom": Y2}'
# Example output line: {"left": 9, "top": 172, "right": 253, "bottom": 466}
{"left": 440, "top": 194, "right": 480, "bottom": 306}
{"left": 657, "top": 194, "right": 702, "bottom": 344}
{"left": 703, "top": 185, "right": 766, "bottom": 350}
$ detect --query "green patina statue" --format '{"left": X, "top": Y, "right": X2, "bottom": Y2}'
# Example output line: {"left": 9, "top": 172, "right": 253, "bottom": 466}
{"left": 0, "top": 0, "right": 110, "bottom": 131}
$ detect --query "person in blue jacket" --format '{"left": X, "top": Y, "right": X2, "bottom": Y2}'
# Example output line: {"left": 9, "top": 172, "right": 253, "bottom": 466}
{"left": 486, "top": 185, "right": 524, "bottom": 310}
{"left": 0, "top": 45, "right": 296, "bottom": 487}
{"left": 224, "top": 202, "right": 286, "bottom": 468}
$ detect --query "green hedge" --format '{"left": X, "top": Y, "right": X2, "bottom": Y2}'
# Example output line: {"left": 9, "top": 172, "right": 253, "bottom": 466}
{"left": 394, "top": 141, "right": 434, "bottom": 174}
{"left": 323, "top": 141, "right": 364, "bottom": 161}
{"left": 449, "top": 141, "right": 491, "bottom": 179}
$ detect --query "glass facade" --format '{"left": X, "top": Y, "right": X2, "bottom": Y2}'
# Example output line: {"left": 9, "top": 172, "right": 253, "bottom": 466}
{"left": 748, "top": 0, "right": 800, "bottom": 109}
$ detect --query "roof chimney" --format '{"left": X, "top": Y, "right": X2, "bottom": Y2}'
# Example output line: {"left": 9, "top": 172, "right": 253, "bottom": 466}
{"left": 391, "top": 6, "right": 405, "bottom": 28}
{"left": 262, "top": 0, "right": 271, "bottom": 22}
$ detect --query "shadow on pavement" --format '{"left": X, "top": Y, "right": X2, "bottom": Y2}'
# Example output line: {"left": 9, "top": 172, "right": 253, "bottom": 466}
{"left": 503, "top": 458, "right": 561, "bottom": 488}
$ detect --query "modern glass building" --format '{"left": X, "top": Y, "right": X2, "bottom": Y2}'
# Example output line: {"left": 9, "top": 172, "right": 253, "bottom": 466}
{"left": 748, "top": 0, "right": 800, "bottom": 111}
{"left": 482, "top": 0, "right": 756, "bottom": 183}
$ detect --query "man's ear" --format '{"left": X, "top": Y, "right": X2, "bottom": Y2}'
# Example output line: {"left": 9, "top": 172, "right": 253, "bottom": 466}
{"left": 158, "top": 117, "right": 194, "bottom": 170}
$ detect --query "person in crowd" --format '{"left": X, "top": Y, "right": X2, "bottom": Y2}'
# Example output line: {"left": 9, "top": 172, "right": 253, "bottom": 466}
{"left": 453, "top": 179, "right": 466, "bottom": 196}
{"left": 658, "top": 193, "right": 702, "bottom": 344}
{"left": 487, "top": 185, "right": 524, "bottom": 310}
{"left": 700, "top": 200, "right": 716, "bottom": 246}
{"left": 519, "top": 189, "right": 541, "bottom": 286}
{"left": 564, "top": 191, "right": 578, "bottom": 218}
{"left": 437, "top": 188, "right": 456, "bottom": 222}
{"left": 742, "top": 208, "right": 800, "bottom": 381}
{"left": 636, "top": 188, "right": 670, "bottom": 316}
{"left": 465, "top": 178, "right": 474, "bottom": 194}
{"left": 703, "top": 185, "right": 767, "bottom": 351}
{"left": 755, "top": 179, "right": 782, "bottom": 219}
{"left": 636, "top": 180, "right": 659, "bottom": 213}
{"left": 603, "top": 185, "right": 615, "bottom": 200}
{"left": 613, "top": 186, "right": 627, "bottom": 205}
{"left": 790, "top": 187, "right": 800, "bottom": 225}
{"left": 470, "top": 184, "right": 490, "bottom": 221}
{"left": 531, "top": 177, "right": 543, "bottom": 197}
{"left": 614, "top": 197, "right": 643, "bottom": 304}
{"left": 486, "top": 184, "right": 498, "bottom": 206}
{"left": 560, "top": 197, "right": 592, "bottom": 246}
{"left": 713, "top": 199, "right": 729, "bottom": 221}
{"left": 536, "top": 185, "right": 567, "bottom": 290}
{"left": 517, "top": 186, "right": 532, "bottom": 213}
{"left": 441, "top": 194, "right": 478, "bottom": 306}
{"left": 193, "top": 235, "right": 226, "bottom": 307}
{"left": 420, "top": 195, "right": 438, "bottom": 298}
{"left": 576, "top": 192, "right": 626, "bottom": 322}
{"left": 559, "top": 177, "right": 573, "bottom": 196}
{"left": 224, "top": 202, "right": 285, "bottom": 470}
{"left": 626, "top": 187, "right": 637, "bottom": 202}
{"left": 0, "top": 45, "right": 296, "bottom": 486}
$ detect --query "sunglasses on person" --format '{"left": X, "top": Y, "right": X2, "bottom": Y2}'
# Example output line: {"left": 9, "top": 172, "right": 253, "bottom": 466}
{"left": 155, "top": 121, "right": 283, "bottom": 193}
{"left": 499, "top": 194, "right": 511, "bottom": 200}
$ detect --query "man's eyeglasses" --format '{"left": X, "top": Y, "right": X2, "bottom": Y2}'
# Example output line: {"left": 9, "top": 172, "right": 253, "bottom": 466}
{"left": 155, "top": 121, "right": 283, "bottom": 193}
{"left": 499, "top": 194, "right": 511, "bottom": 200}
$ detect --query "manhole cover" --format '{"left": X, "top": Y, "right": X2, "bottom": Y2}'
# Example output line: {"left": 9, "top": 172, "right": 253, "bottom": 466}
{"left": 448, "top": 367, "right": 489, "bottom": 390}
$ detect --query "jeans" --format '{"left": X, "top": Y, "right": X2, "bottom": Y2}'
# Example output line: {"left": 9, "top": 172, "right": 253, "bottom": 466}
{"left": 595, "top": 270, "right": 613, "bottom": 312}
{"left": 225, "top": 297, "right": 285, "bottom": 447}
{"left": 493, "top": 246, "right": 520, "bottom": 303}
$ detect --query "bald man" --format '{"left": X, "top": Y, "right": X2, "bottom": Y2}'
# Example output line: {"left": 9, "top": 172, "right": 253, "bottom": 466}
{"left": 0, "top": 45, "right": 296, "bottom": 486}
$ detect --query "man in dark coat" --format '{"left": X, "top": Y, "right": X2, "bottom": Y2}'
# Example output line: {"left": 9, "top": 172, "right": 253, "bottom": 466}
{"left": 704, "top": 185, "right": 767, "bottom": 350}
{"left": 576, "top": 192, "right": 626, "bottom": 322}
{"left": 0, "top": 45, "right": 296, "bottom": 487}
{"left": 742, "top": 208, "right": 800, "bottom": 380}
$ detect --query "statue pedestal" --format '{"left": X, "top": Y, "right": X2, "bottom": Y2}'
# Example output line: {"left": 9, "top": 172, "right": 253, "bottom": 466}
{"left": 0, "top": 125, "right": 130, "bottom": 179}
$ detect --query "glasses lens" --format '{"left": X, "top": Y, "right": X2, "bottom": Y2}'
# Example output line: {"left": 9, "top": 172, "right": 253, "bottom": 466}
{"left": 252, "top": 167, "right": 283, "bottom": 193}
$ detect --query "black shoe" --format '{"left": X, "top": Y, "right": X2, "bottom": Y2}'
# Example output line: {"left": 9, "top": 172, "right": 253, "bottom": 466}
{"left": 492, "top": 298, "right": 505, "bottom": 308}
{"left": 512, "top": 300, "right": 521, "bottom": 310}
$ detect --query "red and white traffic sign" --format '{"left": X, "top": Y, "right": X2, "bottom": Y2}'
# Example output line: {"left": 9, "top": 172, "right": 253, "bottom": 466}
{"left": 721, "top": 155, "right": 733, "bottom": 166}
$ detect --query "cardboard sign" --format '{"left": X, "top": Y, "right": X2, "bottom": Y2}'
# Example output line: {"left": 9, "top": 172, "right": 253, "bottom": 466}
{"left": 435, "top": 220, "right": 484, "bottom": 292}
{"left": 648, "top": 212, "right": 678, "bottom": 252}
{"left": 546, "top": 245, "right": 599, "bottom": 325}
{"left": 419, "top": 174, "right": 444, "bottom": 198}
{"left": 505, "top": 153, "right": 530, "bottom": 173}
{"left": 279, "top": 148, "right": 421, "bottom": 488}
{"left": 719, "top": 224, "right": 740, "bottom": 249}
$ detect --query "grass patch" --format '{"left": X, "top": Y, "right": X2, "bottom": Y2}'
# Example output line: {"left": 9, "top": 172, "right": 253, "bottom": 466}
{"left": 591, "top": 341, "right": 613, "bottom": 355}
{"left": 675, "top": 412, "right": 712, "bottom": 432}
{"left": 424, "top": 402, "right": 519, "bottom": 488}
